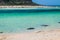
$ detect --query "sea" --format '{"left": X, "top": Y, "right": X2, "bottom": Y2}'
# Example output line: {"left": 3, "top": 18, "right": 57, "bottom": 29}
{"left": 0, "top": 9, "right": 60, "bottom": 33}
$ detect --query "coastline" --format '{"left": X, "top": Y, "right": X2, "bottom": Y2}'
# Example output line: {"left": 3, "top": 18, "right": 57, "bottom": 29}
{"left": 0, "top": 6, "right": 60, "bottom": 10}
{"left": 0, "top": 5, "right": 60, "bottom": 40}
{"left": 0, "top": 29, "right": 60, "bottom": 40}
{"left": 0, "top": 6, "right": 60, "bottom": 8}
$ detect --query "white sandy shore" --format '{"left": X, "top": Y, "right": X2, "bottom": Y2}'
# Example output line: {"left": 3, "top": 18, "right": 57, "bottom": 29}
{"left": 0, "top": 6, "right": 59, "bottom": 8}
{"left": 0, "top": 6, "right": 50, "bottom": 8}
{"left": 0, "top": 29, "right": 60, "bottom": 40}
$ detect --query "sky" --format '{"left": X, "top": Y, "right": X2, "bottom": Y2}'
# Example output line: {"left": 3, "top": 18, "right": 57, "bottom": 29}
{"left": 32, "top": 0, "right": 60, "bottom": 6}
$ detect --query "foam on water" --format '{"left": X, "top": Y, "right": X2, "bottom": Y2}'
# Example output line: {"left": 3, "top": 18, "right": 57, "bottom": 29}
{"left": 0, "top": 9, "right": 60, "bottom": 33}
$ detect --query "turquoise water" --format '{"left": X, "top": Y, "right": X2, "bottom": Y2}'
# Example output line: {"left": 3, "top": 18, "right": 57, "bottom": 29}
{"left": 0, "top": 9, "right": 60, "bottom": 33}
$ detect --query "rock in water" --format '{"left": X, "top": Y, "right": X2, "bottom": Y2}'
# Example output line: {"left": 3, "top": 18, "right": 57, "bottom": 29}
{"left": 27, "top": 27, "right": 35, "bottom": 30}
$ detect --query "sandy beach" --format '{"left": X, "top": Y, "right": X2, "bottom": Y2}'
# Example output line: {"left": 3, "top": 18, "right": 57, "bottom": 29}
{"left": 0, "top": 6, "right": 59, "bottom": 8}
{"left": 0, "top": 29, "right": 60, "bottom": 40}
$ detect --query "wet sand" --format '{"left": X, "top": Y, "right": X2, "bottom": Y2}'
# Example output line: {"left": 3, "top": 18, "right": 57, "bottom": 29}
{"left": 0, "top": 29, "right": 60, "bottom": 40}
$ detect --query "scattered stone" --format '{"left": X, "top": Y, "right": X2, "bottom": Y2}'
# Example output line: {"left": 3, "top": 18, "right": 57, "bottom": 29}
{"left": 36, "top": 31, "right": 41, "bottom": 33}
{"left": 0, "top": 32, "right": 3, "bottom": 33}
{"left": 58, "top": 22, "right": 60, "bottom": 23}
{"left": 27, "top": 27, "right": 35, "bottom": 30}
{"left": 41, "top": 24, "right": 48, "bottom": 27}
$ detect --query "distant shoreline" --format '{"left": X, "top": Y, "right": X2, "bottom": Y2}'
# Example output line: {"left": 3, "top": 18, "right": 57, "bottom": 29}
{"left": 0, "top": 6, "right": 59, "bottom": 8}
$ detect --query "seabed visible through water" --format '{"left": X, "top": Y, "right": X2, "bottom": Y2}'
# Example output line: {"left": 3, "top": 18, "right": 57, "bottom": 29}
{"left": 0, "top": 8, "right": 60, "bottom": 33}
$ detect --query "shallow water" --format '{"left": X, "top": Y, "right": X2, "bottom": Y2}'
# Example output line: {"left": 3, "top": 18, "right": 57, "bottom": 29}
{"left": 0, "top": 9, "right": 60, "bottom": 33}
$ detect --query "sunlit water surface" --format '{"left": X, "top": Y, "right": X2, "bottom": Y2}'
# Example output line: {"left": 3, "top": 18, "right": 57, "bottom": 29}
{"left": 0, "top": 9, "right": 60, "bottom": 33}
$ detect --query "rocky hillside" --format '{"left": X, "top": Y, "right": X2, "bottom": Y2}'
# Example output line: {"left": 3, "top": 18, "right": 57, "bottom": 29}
{"left": 0, "top": 0, "right": 40, "bottom": 5}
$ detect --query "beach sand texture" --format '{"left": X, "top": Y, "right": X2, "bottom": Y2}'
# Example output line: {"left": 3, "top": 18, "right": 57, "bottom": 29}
{"left": 0, "top": 29, "right": 60, "bottom": 40}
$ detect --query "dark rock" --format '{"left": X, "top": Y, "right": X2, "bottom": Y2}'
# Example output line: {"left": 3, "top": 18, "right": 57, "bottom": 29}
{"left": 0, "top": 32, "right": 3, "bottom": 33}
{"left": 41, "top": 24, "right": 48, "bottom": 27}
{"left": 58, "top": 22, "right": 60, "bottom": 23}
{"left": 27, "top": 27, "right": 35, "bottom": 30}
